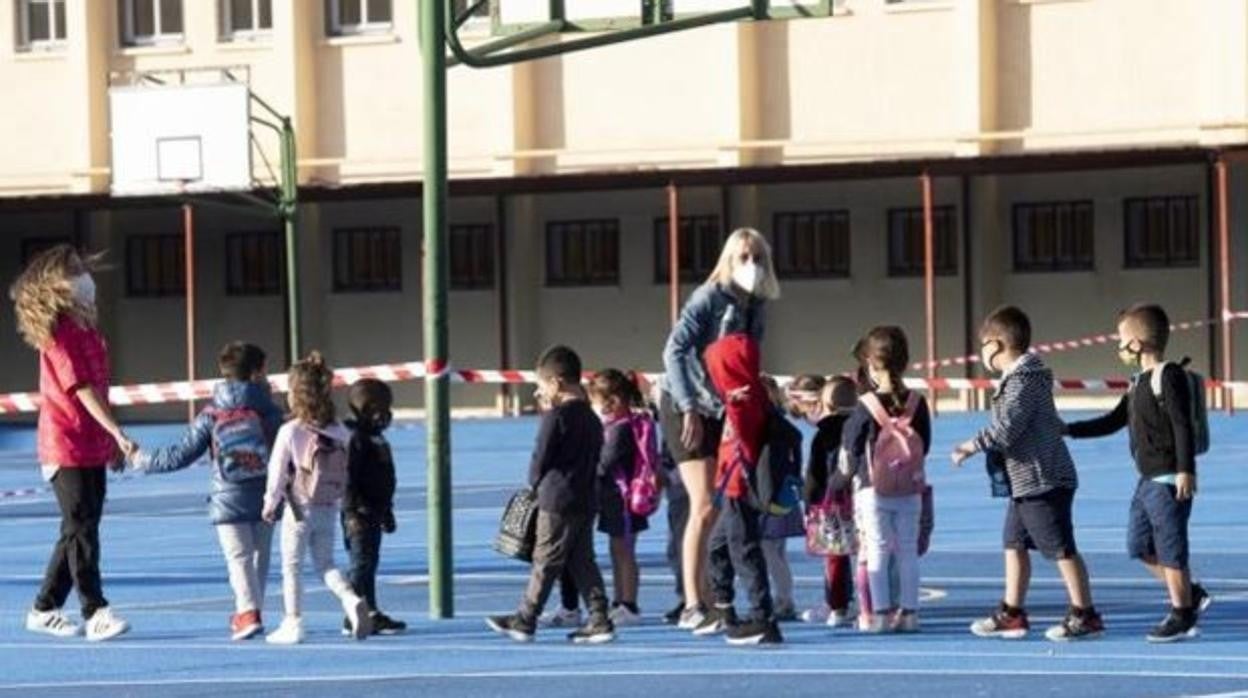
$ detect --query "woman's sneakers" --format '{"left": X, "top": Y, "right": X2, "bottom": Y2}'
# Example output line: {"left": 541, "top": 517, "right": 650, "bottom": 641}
{"left": 266, "top": 616, "right": 305, "bottom": 645}
{"left": 26, "top": 608, "right": 81, "bottom": 638}
{"left": 971, "top": 603, "right": 1031, "bottom": 639}
{"left": 230, "top": 610, "right": 263, "bottom": 641}
{"left": 84, "top": 607, "right": 130, "bottom": 642}
{"left": 1044, "top": 607, "right": 1105, "bottom": 642}
{"left": 539, "top": 606, "right": 583, "bottom": 628}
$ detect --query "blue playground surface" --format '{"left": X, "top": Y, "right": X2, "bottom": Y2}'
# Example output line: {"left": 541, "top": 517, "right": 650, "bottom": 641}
{"left": 0, "top": 412, "right": 1244, "bottom": 697}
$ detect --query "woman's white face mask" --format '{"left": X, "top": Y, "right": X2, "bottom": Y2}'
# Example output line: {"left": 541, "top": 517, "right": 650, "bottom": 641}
{"left": 731, "top": 261, "right": 760, "bottom": 294}
{"left": 71, "top": 273, "right": 96, "bottom": 307}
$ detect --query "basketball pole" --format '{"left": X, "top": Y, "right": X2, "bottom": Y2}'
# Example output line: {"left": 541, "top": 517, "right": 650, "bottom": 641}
{"left": 423, "top": 0, "right": 454, "bottom": 620}
{"left": 183, "top": 201, "right": 196, "bottom": 425}
{"left": 280, "top": 118, "right": 301, "bottom": 366}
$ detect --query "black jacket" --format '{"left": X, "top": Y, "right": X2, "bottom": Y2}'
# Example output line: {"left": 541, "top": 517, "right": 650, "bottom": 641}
{"left": 1067, "top": 364, "right": 1196, "bottom": 477}
{"left": 342, "top": 423, "right": 397, "bottom": 526}
{"left": 528, "top": 400, "right": 604, "bottom": 514}
{"left": 804, "top": 414, "right": 849, "bottom": 504}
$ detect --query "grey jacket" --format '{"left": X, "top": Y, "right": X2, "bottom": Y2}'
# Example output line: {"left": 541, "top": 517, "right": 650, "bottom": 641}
{"left": 972, "top": 353, "right": 1078, "bottom": 498}
{"left": 660, "top": 282, "right": 765, "bottom": 417}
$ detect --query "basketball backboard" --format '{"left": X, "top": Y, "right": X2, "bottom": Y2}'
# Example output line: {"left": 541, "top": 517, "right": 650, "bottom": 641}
{"left": 493, "top": 0, "right": 832, "bottom": 34}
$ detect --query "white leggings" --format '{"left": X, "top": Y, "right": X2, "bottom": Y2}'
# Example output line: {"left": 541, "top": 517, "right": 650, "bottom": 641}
{"left": 216, "top": 522, "right": 274, "bottom": 614}
{"left": 857, "top": 488, "right": 921, "bottom": 612}
{"left": 280, "top": 506, "right": 358, "bottom": 617}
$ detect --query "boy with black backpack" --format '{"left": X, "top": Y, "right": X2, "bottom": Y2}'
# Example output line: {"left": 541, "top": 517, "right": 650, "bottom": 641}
{"left": 1064, "top": 304, "right": 1212, "bottom": 642}
{"left": 133, "top": 342, "right": 284, "bottom": 640}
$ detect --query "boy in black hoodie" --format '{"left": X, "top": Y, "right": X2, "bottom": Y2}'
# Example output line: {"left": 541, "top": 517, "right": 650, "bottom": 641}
{"left": 341, "top": 379, "right": 404, "bottom": 635}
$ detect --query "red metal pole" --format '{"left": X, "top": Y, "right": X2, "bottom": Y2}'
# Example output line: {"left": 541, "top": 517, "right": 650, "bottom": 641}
{"left": 668, "top": 182, "right": 680, "bottom": 328}
{"left": 1216, "top": 158, "right": 1234, "bottom": 415}
{"left": 183, "top": 202, "right": 196, "bottom": 424}
{"left": 921, "top": 171, "right": 938, "bottom": 414}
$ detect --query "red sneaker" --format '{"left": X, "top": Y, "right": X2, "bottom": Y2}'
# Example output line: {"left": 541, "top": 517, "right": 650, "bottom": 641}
{"left": 970, "top": 604, "right": 1030, "bottom": 639}
{"left": 231, "top": 610, "right": 262, "bottom": 641}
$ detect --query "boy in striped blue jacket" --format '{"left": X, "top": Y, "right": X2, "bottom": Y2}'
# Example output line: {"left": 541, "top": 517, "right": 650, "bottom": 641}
{"left": 952, "top": 306, "right": 1104, "bottom": 642}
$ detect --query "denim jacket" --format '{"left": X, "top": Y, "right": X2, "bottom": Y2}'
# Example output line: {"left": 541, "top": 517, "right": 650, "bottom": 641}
{"left": 661, "top": 282, "right": 766, "bottom": 417}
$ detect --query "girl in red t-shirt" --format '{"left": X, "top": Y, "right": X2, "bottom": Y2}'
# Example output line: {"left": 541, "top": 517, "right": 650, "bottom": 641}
{"left": 11, "top": 245, "right": 137, "bottom": 642}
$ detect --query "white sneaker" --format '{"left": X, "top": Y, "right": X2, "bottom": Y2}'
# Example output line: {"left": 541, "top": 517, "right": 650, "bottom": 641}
{"left": 609, "top": 605, "right": 643, "bottom": 627}
{"left": 266, "top": 616, "right": 305, "bottom": 645}
{"left": 84, "top": 607, "right": 130, "bottom": 642}
{"left": 801, "top": 604, "right": 832, "bottom": 624}
{"left": 677, "top": 605, "right": 707, "bottom": 630}
{"left": 862, "top": 613, "right": 890, "bottom": 634}
{"left": 340, "top": 594, "right": 372, "bottom": 641}
{"left": 891, "top": 610, "right": 920, "bottom": 634}
{"left": 828, "top": 609, "right": 853, "bottom": 628}
{"left": 26, "top": 608, "right": 81, "bottom": 638}
{"left": 539, "top": 607, "right": 583, "bottom": 628}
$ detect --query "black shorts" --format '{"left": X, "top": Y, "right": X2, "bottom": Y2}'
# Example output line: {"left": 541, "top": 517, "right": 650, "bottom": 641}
{"left": 1003, "top": 487, "right": 1078, "bottom": 561}
{"left": 659, "top": 393, "right": 724, "bottom": 463}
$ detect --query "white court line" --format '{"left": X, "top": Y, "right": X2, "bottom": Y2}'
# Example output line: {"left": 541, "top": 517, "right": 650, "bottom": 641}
{"left": 2, "top": 666, "right": 1248, "bottom": 690}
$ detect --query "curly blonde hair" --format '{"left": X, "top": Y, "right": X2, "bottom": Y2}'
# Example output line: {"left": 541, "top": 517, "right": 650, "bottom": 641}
{"left": 288, "top": 351, "right": 336, "bottom": 427}
{"left": 9, "top": 245, "right": 103, "bottom": 350}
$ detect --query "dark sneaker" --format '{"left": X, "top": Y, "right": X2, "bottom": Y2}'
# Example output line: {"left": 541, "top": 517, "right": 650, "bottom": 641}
{"left": 1192, "top": 584, "right": 1213, "bottom": 616}
{"left": 677, "top": 604, "right": 707, "bottom": 630}
{"left": 773, "top": 603, "right": 799, "bottom": 623}
{"left": 568, "top": 616, "right": 616, "bottom": 645}
{"left": 970, "top": 604, "right": 1030, "bottom": 639}
{"left": 693, "top": 606, "right": 738, "bottom": 637}
{"left": 371, "top": 612, "right": 407, "bottom": 636}
{"left": 1045, "top": 608, "right": 1105, "bottom": 642}
{"left": 486, "top": 614, "right": 536, "bottom": 643}
{"left": 726, "top": 619, "right": 783, "bottom": 646}
{"left": 1147, "top": 609, "right": 1198, "bottom": 644}
{"left": 663, "top": 602, "right": 685, "bottom": 626}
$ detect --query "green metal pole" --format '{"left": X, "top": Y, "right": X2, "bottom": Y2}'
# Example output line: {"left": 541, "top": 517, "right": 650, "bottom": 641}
{"left": 422, "top": 0, "right": 454, "bottom": 619}
{"left": 280, "top": 118, "right": 301, "bottom": 366}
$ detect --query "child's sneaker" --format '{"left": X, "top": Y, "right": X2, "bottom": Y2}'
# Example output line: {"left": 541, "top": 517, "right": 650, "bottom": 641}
{"left": 800, "top": 604, "right": 831, "bottom": 624}
{"left": 342, "top": 595, "right": 372, "bottom": 641}
{"left": 25, "top": 608, "right": 80, "bottom": 638}
{"left": 371, "top": 611, "right": 407, "bottom": 636}
{"left": 1044, "top": 607, "right": 1105, "bottom": 642}
{"left": 266, "top": 616, "right": 305, "bottom": 645}
{"left": 773, "top": 603, "right": 799, "bottom": 623}
{"left": 890, "top": 610, "right": 920, "bottom": 634}
{"left": 970, "top": 604, "right": 1030, "bottom": 639}
{"left": 677, "top": 604, "right": 708, "bottom": 630}
{"left": 828, "top": 609, "right": 853, "bottom": 628}
{"left": 1192, "top": 583, "right": 1213, "bottom": 616}
{"left": 486, "top": 613, "right": 535, "bottom": 643}
{"left": 230, "top": 610, "right": 262, "bottom": 641}
{"left": 863, "top": 613, "right": 891, "bottom": 634}
{"left": 693, "top": 605, "right": 737, "bottom": 637}
{"left": 1146, "top": 609, "right": 1198, "bottom": 644}
{"left": 568, "top": 615, "right": 616, "bottom": 644}
{"left": 725, "top": 619, "right": 783, "bottom": 646}
{"left": 609, "top": 604, "right": 643, "bottom": 627}
{"left": 662, "top": 602, "right": 685, "bottom": 626}
{"left": 84, "top": 607, "right": 130, "bottom": 642}
{"left": 540, "top": 607, "right": 583, "bottom": 628}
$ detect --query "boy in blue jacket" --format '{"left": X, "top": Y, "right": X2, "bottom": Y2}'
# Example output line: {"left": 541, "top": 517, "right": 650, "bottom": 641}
{"left": 133, "top": 342, "right": 284, "bottom": 640}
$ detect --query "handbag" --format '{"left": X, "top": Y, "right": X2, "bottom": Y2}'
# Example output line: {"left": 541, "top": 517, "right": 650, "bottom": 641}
{"left": 494, "top": 487, "right": 540, "bottom": 562}
{"left": 804, "top": 488, "right": 857, "bottom": 557}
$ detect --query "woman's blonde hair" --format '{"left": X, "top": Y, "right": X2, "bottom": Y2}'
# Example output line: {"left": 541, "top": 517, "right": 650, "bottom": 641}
{"left": 705, "top": 227, "right": 781, "bottom": 301}
{"left": 9, "top": 244, "right": 103, "bottom": 350}
{"left": 288, "top": 351, "right": 336, "bottom": 427}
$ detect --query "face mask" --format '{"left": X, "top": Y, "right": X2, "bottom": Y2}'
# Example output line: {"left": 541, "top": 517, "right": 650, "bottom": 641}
{"left": 1118, "top": 342, "right": 1143, "bottom": 368}
{"left": 982, "top": 340, "right": 1005, "bottom": 374}
{"left": 72, "top": 274, "right": 96, "bottom": 307}
{"left": 731, "top": 261, "right": 760, "bottom": 294}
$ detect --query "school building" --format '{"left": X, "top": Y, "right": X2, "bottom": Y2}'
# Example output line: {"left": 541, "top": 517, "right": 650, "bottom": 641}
{"left": 1, "top": 0, "right": 1247, "bottom": 417}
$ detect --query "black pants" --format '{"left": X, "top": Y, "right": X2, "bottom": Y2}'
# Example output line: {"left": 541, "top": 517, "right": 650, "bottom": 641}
{"left": 520, "top": 510, "right": 608, "bottom": 623}
{"left": 35, "top": 468, "right": 108, "bottom": 620}
{"left": 666, "top": 482, "right": 690, "bottom": 599}
{"left": 343, "top": 516, "right": 383, "bottom": 610}
{"left": 708, "top": 497, "right": 773, "bottom": 623}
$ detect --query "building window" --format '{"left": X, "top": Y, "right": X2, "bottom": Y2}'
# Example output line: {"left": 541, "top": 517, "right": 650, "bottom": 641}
{"left": 333, "top": 227, "right": 401, "bottom": 292}
{"left": 221, "top": 0, "right": 272, "bottom": 39}
{"left": 1013, "top": 201, "right": 1095, "bottom": 272}
{"left": 450, "top": 223, "right": 495, "bottom": 290}
{"left": 653, "top": 215, "right": 724, "bottom": 284}
{"left": 451, "top": 0, "right": 490, "bottom": 20}
{"left": 126, "top": 234, "right": 185, "bottom": 297}
{"left": 887, "top": 206, "right": 958, "bottom": 277}
{"left": 546, "top": 219, "right": 620, "bottom": 287}
{"left": 17, "top": 0, "right": 66, "bottom": 50}
{"left": 773, "top": 210, "right": 851, "bottom": 279}
{"left": 1124, "top": 196, "right": 1199, "bottom": 268}
{"left": 121, "top": 0, "right": 184, "bottom": 46}
{"left": 20, "top": 237, "right": 73, "bottom": 267}
{"left": 225, "top": 231, "right": 282, "bottom": 296}
{"left": 326, "top": 0, "right": 392, "bottom": 35}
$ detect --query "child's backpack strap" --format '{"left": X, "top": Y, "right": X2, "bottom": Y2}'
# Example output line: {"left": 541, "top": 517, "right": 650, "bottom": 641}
{"left": 859, "top": 393, "right": 891, "bottom": 428}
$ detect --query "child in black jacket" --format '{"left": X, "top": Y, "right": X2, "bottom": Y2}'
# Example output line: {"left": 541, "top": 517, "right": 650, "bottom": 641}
{"left": 341, "top": 379, "right": 404, "bottom": 635}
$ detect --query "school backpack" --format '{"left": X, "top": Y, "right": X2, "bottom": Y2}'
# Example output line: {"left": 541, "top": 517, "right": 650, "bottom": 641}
{"left": 860, "top": 392, "right": 927, "bottom": 498}
{"left": 1150, "top": 358, "right": 1211, "bottom": 456}
{"left": 750, "top": 411, "right": 804, "bottom": 516}
{"left": 207, "top": 408, "right": 270, "bottom": 484}
{"left": 292, "top": 429, "right": 350, "bottom": 507}
{"left": 623, "top": 414, "right": 662, "bottom": 517}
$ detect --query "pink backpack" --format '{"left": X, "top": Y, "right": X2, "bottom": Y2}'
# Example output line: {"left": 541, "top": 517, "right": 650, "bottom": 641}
{"left": 622, "top": 414, "right": 661, "bottom": 517}
{"left": 861, "top": 392, "right": 926, "bottom": 498}
{"left": 292, "top": 428, "right": 349, "bottom": 506}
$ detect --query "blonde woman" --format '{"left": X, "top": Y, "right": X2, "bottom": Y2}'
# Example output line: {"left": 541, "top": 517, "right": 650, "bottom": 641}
{"left": 10, "top": 245, "right": 136, "bottom": 641}
{"left": 658, "top": 228, "right": 780, "bottom": 632}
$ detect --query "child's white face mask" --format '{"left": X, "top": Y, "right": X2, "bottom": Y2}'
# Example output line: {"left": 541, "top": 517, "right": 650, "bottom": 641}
{"left": 71, "top": 273, "right": 96, "bottom": 307}
{"left": 731, "top": 261, "right": 760, "bottom": 294}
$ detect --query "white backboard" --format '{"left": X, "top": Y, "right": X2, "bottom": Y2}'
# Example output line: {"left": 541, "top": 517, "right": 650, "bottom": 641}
{"left": 110, "top": 82, "right": 251, "bottom": 196}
